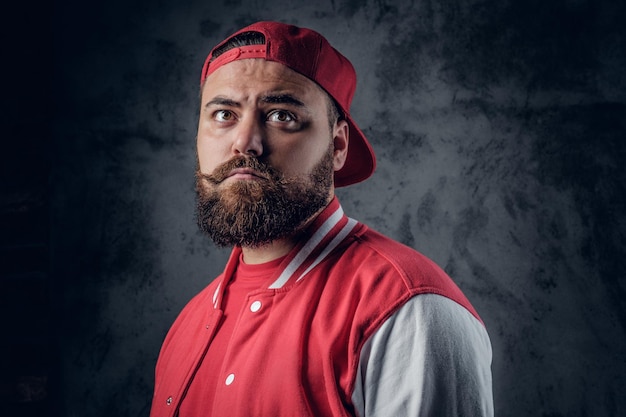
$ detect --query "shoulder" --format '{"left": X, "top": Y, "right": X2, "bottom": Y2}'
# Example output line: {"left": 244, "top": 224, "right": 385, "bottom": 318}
{"left": 160, "top": 276, "right": 223, "bottom": 343}
{"left": 351, "top": 226, "right": 448, "bottom": 284}
{"left": 339, "top": 224, "right": 482, "bottom": 323}
{"left": 177, "top": 276, "right": 223, "bottom": 318}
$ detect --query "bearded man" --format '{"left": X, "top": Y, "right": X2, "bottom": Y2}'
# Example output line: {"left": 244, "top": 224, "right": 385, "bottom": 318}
{"left": 150, "top": 21, "right": 493, "bottom": 417}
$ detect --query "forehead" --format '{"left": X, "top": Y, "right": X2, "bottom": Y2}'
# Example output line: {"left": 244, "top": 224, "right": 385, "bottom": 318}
{"left": 202, "top": 59, "right": 328, "bottom": 104}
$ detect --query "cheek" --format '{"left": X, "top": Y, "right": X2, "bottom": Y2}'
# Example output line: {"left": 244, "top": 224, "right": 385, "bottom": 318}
{"left": 197, "top": 138, "right": 223, "bottom": 173}
{"left": 197, "top": 122, "right": 234, "bottom": 173}
{"left": 275, "top": 139, "right": 330, "bottom": 176}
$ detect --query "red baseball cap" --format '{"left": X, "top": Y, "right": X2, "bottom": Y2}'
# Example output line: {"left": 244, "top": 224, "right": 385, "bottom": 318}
{"left": 200, "top": 21, "right": 376, "bottom": 187}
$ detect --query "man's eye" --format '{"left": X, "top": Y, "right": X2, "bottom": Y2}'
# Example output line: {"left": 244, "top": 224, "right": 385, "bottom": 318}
{"left": 268, "top": 110, "right": 295, "bottom": 123}
{"left": 214, "top": 110, "right": 235, "bottom": 122}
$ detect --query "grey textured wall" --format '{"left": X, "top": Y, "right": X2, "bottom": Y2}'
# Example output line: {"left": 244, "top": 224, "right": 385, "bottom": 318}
{"left": 47, "top": 0, "right": 626, "bottom": 416}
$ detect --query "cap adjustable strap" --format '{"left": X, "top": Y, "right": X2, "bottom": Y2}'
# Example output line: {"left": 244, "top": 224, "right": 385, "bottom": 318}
{"left": 203, "top": 45, "right": 267, "bottom": 80}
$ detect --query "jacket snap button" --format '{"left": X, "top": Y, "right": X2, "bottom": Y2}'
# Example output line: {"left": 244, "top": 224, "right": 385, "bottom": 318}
{"left": 166, "top": 396, "right": 173, "bottom": 405}
{"left": 225, "top": 373, "right": 235, "bottom": 385}
{"left": 250, "top": 300, "right": 262, "bottom": 312}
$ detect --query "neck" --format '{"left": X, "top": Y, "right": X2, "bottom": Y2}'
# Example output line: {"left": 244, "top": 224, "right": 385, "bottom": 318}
{"left": 241, "top": 238, "right": 296, "bottom": 265}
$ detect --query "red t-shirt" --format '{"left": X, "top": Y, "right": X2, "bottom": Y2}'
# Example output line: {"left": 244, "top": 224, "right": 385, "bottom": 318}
{"left": 178, "top": 254, "right": 285, "bottom": 416}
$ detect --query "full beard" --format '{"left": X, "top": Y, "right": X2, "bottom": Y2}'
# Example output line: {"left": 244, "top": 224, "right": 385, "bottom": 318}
{"left": 195, "top": 144, "right": 334, "bottom": 248}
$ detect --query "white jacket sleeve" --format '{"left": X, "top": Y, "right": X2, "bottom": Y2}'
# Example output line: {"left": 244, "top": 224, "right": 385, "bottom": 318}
{"left": 351, "top": 293, "right": 493, "bottom": 417}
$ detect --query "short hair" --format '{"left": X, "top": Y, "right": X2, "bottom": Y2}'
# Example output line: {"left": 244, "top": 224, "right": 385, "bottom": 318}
{"left": 209, "top": 31, "right": 342, "bottom": 128}
{"left": 209, "top": 31, "right": 266, "bottom": 62}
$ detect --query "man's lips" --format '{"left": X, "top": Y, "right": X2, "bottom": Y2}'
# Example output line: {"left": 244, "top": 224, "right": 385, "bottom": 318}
{"left": 226, "top": 168, "right": 268, "bottom": 181}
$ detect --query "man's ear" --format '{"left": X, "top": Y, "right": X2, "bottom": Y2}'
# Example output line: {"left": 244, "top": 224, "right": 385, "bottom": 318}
{"left": 332, "top": 119, "right": 349, "bottom": 172}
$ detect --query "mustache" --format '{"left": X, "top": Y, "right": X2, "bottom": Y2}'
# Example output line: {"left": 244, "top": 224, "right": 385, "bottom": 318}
{"left": 197, "top": 157, "right": 279, "bottom": 184}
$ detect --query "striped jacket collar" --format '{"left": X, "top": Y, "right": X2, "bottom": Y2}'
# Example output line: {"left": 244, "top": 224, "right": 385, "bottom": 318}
{"left": 212, "top": 197, "right": 359, "bottom": 309}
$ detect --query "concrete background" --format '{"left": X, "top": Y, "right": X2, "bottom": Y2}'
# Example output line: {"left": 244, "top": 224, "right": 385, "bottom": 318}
{"left": 5, "top": 0, "right": 624, "bottom": 415}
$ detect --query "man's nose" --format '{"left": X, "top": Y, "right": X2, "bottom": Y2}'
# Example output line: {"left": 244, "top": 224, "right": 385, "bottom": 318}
{"left": 232, "top": 116, "right": 264, "bottom": 157}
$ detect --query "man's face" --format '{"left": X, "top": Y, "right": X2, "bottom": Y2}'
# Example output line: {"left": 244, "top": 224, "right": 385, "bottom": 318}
{"left": 195, "top": 59, "right": 348, "bottom": 248}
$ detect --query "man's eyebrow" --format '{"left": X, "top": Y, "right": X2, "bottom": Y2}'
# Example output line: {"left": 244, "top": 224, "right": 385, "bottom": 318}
{"left": 260, "top": 93, "right": 305, "bottom": 107}
{"left": 204, "top": 97, "right": 240, "bottom": 108}
{"left": 203, "top": 94, "right": 307, "bottom": 109}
